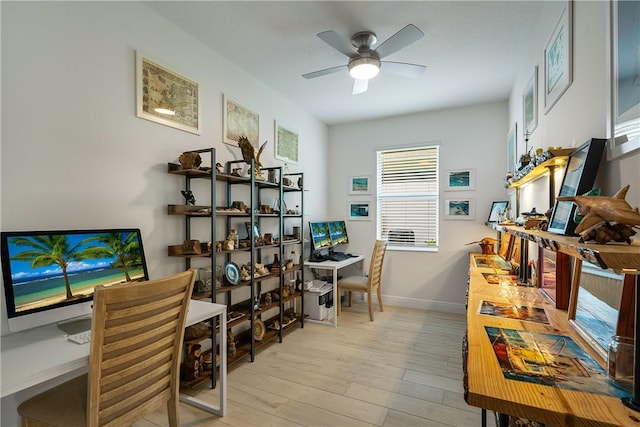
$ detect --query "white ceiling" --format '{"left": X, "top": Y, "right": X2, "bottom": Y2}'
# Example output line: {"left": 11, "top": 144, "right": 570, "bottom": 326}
{"left": 145, "top": 1, "right": 543, "bottom": 126}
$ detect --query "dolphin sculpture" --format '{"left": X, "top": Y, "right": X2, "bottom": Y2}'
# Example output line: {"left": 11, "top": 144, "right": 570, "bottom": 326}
{"left": 556, "top": 185, "right": 640, "bottom": 234}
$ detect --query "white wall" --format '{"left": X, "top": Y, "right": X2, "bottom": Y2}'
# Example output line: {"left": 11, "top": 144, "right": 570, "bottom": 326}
{"left": 328, "top": 102, "right": 508, "bottom": 313}
{"left": 0, "top": 1, "right": 329, "bottom": 335}
{"left": 509, "top": 1, "right": 640, "bottom": 210}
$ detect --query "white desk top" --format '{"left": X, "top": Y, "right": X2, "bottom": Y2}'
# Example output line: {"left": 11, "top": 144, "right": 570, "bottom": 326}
{"left": 1, "top": 300, "right": 226, "bottom": 398}
{"left": 304, "top": 254, "right": 364, "bottom": 269}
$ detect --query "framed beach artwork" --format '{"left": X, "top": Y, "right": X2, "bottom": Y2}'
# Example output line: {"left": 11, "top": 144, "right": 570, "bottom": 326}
{"left": 444, "top": 169, "right": 475, "bottom": 191}
{"left": 223, "top": 94, "right": 259, "bottom": 148}
{"left": 136, "top": 51, "right": 200, "bottom": 134}
{"left": 606, "top": 0, "right": 640, "bottom": 160}
{"left": 544, "top": 1, "right": 573, "bottom": 113}
{"left": 507, "top": 124, "right": 517, "bottom": 173}
{"left": 348, "top": 176, "right": 371, "bottom": 195}
{"left": 523, "top": 66, "right": 538, "bottom": 137}
{"left": 444, "top": 198, "right": 474, "bottom": 220}
{"left": 275, "top": 121, "right": 299, "bottom": 164}
{"left": 347, "top": 201, "right": 371, "bottom": 221}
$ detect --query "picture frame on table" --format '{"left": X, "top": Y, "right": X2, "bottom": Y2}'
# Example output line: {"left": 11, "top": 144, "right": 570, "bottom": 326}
{"left": 444, "top": 198, "right": 474, "bottom": 220}
{"left": 348, "top": 176, "right": 371, "bottom": 195}
{"left": 347, "top": 201, "right": 371, "bottom": 221}
{"left": 275, "top": 121, "right": 299, "bottom": 164}
{"left": 606, "top": 0, "right": 640, "bottom": 160}
{"left": 487, "top": 201, "right": 509, "bottom": 223}
{"left": 444, "top": 169, "right": 475, "bottom": 191}
{"left": 522, "top": 66, "right": 538, "bottom": 136}
{"left": 544, "top": 1, "right": 573, "bottom": 113}
{"left": 223, "top": 94, "right": 259, "bottom": 148}
{"left": 135, "top": 51, "right": 200, "bottom": 135}
{"left": 547, "top": 138, "right": 606, "bottom": 236}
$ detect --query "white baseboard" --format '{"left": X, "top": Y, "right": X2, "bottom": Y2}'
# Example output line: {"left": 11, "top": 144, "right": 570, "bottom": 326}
{"left": 361, "top": 294, "right": 466, "bottom": 315}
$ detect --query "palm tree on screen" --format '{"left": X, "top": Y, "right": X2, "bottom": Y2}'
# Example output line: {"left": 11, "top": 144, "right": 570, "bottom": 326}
{"left": 10, "top": 235, "right": 94, "bottom": 299}
{"left": 83, "top": 232, "right": 140, "bottom": 282}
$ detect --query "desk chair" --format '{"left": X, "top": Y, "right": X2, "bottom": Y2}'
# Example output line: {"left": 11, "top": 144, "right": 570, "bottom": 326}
{"left": 337, "top": 240, "right": 387, "bottom": 321}
{"left": 18, "top": 270, "right": 196, "bottom": 427}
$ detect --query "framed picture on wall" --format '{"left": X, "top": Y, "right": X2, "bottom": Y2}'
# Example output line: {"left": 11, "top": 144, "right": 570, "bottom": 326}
{"left": 135, "top": 51, "right": 200, "bottom": 134}
{"left": 275, "top": 121, "right": 299, "bottom": 164}
{"left": 348, "top": 176, "right": 371, "bottom": 195}
{"left": 507, "top": 124, "right": 517, "bottom": 173}
{"left": 606, "top": 0, "right": 640, "bottom": 160}
{"left": 487, "top": 201, "right": 509, "bottom": 223}
{"left": 522, "top": 66, "right": 538, "bottom": 136}
{"left": 444, "top": 198, "right": 475, "bottom": 220}
{"left": 223, "top": 94, "right": 259, "bottom": 148}
{"left": 547, "top": 138, "right": 606, "bottom": 235}
{"left": 444, "top": 169, "right": 475, "bottom": 191}
{"left": 347, "top": 201, "right": 371, "bottom": 221}
{"left": 544, "top": 1, "right": 573, "bottom": 113}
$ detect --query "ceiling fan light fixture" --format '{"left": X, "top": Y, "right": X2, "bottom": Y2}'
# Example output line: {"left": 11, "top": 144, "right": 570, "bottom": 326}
{"left": 349, "top": 57, "right": 380, "bottom": 80}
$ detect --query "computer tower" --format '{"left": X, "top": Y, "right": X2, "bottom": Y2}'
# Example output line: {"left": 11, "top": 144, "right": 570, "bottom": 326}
{"left": 304, "top": 286, "right": 334, "bottom": 321}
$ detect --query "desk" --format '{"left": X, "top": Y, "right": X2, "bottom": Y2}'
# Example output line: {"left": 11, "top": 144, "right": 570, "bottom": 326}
{"left": 465, "top": 253, "right": 637, "bottom": 426}
{"left": 304, "top": 255, "right": 364, "bottom": 327}
{"left": 1, "top": 300, "right": 226, "bottom": 420}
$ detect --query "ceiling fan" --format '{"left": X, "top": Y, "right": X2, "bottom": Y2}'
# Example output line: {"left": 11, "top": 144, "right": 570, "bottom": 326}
{"left": 302, "top": 24, "right": 426, "bottom": 95}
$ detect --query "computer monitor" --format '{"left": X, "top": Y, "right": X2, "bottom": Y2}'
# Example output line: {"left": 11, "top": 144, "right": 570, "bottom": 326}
{"left": 328, "top": 221, "right": 349, "bottom": 246}
{"left": 1, "top": 228, "right": 149, "bottom": 332}
{"left": 309, "top": 222, "right": 331, "bottom": 252}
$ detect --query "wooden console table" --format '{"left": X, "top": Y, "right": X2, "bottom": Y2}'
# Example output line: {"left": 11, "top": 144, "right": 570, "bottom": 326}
{"left": 464, "top": 252, "right": 640, "bottom": 426}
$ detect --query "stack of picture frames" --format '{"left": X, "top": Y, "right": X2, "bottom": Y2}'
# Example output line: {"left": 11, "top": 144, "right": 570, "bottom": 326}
{"left": 443, "top": 168, "right": 475, "bottom": 221}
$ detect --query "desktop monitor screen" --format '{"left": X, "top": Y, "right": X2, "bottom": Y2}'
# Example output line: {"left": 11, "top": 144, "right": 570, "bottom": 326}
{"left": 1, "top": 228, "right": 149, "bottom": 332}
{"left": 328, "top": 221, "right": 349, "bottom": 246}
{"left": 309, "top": 222, "right": 331, "bottom": 251}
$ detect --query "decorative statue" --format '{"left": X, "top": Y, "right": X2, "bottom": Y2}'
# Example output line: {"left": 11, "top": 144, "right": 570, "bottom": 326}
{"left": 465, "top": 237, "right": 497, "bottom": 255}
{"left": 238, "top": 137, "right": 268, "bottom": 180}
{"left": 557, "top": 185, "right": 640, "bottom": 244}
{"left": 179, "top": 151, "right": 202, "bottom": 169}
{"left": 181, "top": 190, "right": 196, "bottom": 205}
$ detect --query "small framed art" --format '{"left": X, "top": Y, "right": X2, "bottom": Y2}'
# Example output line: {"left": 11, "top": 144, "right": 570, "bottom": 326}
{"left": 223, "top": 94, "right": 259, "bottom": 148}
{"left": 487, "top": 201, "right": 509, "bottom": 223}
{"left": 347, "top": 201, "right": 371, "bottom": 221}
{"left": 523, "top": 66, "right": 538, "bottom": 136}
{"left": 348, "top": 176, "right": 371, "bottom": 195}
{"left": 444, "top": 198, "right": 474, "bottom": 220}
{"left": 444, "top": 169, "right": 475, "bottom": 191}
{"left": 544, "top": 1, "right": 573, "bottom": 113}
{"left": 275, "top": 121, "right": 299, "bottom": 164}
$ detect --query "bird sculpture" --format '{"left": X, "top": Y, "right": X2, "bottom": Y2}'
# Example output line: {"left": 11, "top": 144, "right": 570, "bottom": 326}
{"left": 238, "top": 137, "right": 268, "bottom": 180}
{"left": 466, "top": 237, "right": 497, "bottom": 255}
{"left": 556, "top": 185, "right": 640, "bottom": 244}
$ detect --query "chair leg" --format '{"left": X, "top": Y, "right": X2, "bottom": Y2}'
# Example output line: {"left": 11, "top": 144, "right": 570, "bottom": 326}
{"left": 167, "top": 397, "right": 180, "bottom": 427}
{"left": 348, "top": 291, "right": 352, "bottom": 307}
{"left": 377, "top": 286, "right": 384, "bottom": 312}
{"left": 367, "top": 290, "right": 374, "bottom": 321}
{"left": 337, "top": 288, "right": 341, "bottom": 316}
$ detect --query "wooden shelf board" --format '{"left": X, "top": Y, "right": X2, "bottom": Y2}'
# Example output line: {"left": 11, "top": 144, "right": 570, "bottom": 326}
{"left": 508, "top": 155, "right": 569, "bottom": 188}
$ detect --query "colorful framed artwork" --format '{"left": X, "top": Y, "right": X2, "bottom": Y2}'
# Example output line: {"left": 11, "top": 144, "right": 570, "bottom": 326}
{"left": 348, "top": 176, "right": 371, "bottom": 195}
{"left": 544, "top": 1, "right": 573, "bottom": 113}
{"left": 223, "top": 94, "right": 259, "bottom": 148}
{"left": 547, "top": 138, "right": 606, "bottom": 236}
{"left": 522, "top": 66, "right": 538, "bottom": 137}
{"left": 444, "top": 169, "right": 475, "bottom": 191}
{"left": 487, "top": 200, "right": 509, "bottom": 223}
{"left": 538, "top": 248, "right": 571, "bottom": 310}
{"left": 444, "top": 198, "right": 474, "bottom": 220}
{"left": 136, "top": 51, "right": 200, "bottom": 134}
{"left": 347, "top": 201, "right": 371, "bottom": 221}
{"left": 275, "top": 121, "right": 299, "bottom": 164}
{"left": 606, "top": 0, "right": 640, "bottom": 160}
{"left": 479, "top": 300, "right": 550, "bottom": 325}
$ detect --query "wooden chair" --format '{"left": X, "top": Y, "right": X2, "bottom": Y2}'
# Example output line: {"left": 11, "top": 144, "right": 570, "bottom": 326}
{"left": 18, "top": 270, "right": 196, "bottom": 427}
{"left": 337, "top": 240, "right": 387, "bottom": 321}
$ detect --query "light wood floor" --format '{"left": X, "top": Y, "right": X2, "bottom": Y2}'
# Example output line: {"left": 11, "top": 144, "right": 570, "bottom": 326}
{"left": 137, "top": 304, "right": 484, "bottom": 427}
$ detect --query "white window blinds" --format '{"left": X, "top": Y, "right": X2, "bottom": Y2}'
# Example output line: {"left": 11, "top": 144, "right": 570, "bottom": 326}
{"left": 376, "top": 146, "right": 439, "bottom": 250}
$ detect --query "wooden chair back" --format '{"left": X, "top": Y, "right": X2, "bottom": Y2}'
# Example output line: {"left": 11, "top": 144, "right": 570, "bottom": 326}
{"left": 87, "top": 269, "right": 196, "bottom": 426}
{"left": 367, "top": 240, "right": 387, "bottom": 292}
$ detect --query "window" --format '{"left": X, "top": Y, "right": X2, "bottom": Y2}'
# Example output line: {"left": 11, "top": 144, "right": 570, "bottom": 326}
{"left": 376, "top": 145, "right": 439, "bottom": 251}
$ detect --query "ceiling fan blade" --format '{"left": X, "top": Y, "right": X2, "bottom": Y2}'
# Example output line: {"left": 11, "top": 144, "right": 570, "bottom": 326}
{"left": 381, "top": 61, "right": 426, "bottom": 78}
{"left": 302, "top": 65, "right": 347, "bottom": 79}
{"left": 352, "top": 79, "right": 368, "bottom": 95}
{"left": 375, "top": 24, "right": 424, "bottom": 59}
{"left": 317, "top": 30, "right": 357, "bottom": 58}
